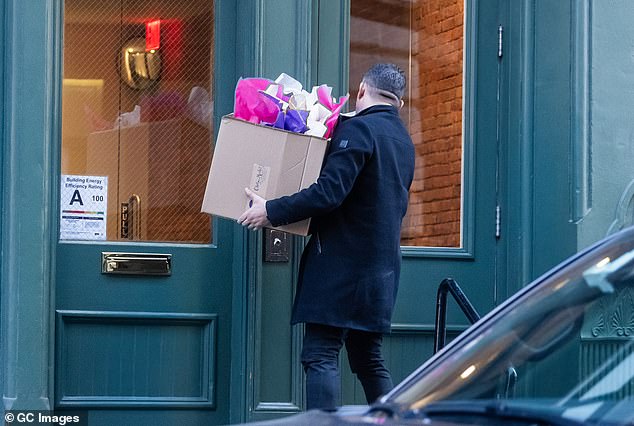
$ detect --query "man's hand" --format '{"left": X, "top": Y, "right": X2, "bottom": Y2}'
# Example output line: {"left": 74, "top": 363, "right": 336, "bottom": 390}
{"left": 237, "top": 188, "right": 272, "bottom": 230}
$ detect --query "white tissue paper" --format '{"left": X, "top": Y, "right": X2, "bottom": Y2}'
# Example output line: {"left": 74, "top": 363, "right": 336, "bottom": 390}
{"left": 187, "top": 86, "right": 214, "bottom": 128}
{"left": 114, "top": 105, "right": 141, "bottom": 129}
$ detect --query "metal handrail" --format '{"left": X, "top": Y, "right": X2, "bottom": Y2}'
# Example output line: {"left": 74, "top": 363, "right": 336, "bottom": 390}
{"left": 433, "top": 278, "right": 481, "bottom": 354}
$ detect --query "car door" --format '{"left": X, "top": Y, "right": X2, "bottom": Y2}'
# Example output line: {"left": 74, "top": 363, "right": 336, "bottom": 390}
{"left": 55, "top": 1, "right": 236, "bottom": 424}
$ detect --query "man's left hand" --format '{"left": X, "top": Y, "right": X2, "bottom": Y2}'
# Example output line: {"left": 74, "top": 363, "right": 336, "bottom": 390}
{"left": 238, "top": 188, "right": 272, "bottom": 230}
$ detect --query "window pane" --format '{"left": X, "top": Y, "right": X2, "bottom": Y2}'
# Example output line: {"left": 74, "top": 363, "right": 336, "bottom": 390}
{"left": 350, "top": 0, "right": 464, "bottom": 248}
{"left": 62, "top": 0, "right": 214, "bottom": 243}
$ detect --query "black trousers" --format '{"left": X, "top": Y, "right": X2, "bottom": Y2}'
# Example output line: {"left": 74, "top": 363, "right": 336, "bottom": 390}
{"left": 301, "top": 323, "right": 393, "bottom": 411}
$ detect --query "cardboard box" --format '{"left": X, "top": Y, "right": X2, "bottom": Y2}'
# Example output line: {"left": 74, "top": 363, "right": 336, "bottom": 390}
{"left": 201, "top": 115, "right": 328, "bottom": 236}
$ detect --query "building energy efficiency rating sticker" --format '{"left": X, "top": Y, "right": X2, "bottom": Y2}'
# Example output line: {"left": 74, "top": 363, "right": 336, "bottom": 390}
{"left": 60, "top": 175, "right": 108, "bottom": 240}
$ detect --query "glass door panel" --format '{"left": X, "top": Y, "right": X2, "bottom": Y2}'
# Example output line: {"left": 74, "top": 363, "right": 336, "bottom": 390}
{"left": 62, "top": 0, "right": 214, "bottom": 243}
{"left": 350, "top": 0, "right": 464, "bottom": 248}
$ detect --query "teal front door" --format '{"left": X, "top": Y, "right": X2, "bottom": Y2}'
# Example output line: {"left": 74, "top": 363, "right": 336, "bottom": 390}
{"left": 55, "top": 1, "right": 238, "bottom": 424}
{"left": 242, "top": 0, "right": 510, "bottom": 414}
{"left": 340, "top": 0, "right": 509, "bottom": 401}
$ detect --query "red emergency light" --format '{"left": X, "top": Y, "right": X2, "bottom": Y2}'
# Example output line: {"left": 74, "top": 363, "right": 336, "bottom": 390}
{"left": 145, "top": 19, "right": 161, "bottom": 51}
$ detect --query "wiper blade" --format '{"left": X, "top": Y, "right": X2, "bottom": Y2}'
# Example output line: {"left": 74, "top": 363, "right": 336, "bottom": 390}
{"left": 417, "top": 400, "right": 587, "bottom": 426}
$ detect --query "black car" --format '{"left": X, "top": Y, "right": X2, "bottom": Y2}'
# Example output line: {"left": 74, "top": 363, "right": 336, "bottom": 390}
{"left": 242, "top": 226, "right": 634, "bottom": 425}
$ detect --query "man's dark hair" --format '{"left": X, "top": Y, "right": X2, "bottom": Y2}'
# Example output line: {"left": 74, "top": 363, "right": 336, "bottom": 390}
{"left": 362, "top": 63, "right": 406, "bottom": 100}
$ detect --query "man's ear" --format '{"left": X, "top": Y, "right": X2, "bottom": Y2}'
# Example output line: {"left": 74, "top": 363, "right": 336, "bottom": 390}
{"left": 357, "top": 82, "right": 366, "bottom": 99}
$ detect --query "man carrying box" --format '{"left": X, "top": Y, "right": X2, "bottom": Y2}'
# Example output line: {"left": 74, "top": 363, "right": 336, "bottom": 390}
{"left": 238, "top": 63, "right": 415, "bottom": 411}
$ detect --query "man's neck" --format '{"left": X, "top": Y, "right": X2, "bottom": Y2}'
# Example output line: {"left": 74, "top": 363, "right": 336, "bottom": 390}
{"left": 357, "top": 101, "right": 394, "bottom": 114}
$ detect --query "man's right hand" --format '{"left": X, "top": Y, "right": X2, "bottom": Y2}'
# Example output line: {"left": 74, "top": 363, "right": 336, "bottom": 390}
{"left": 237, "top": 188, "right": 272, "bottom": 230}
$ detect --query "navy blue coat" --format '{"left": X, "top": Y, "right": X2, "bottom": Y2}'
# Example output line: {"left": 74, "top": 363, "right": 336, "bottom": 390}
{"left": 266, "top": 105, "right": 415, "bottom": 333}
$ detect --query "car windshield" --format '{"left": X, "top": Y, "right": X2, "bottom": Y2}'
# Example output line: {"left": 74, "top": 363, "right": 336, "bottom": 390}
{"left": 385, "top": 227, "right": 634, "bottom": 425}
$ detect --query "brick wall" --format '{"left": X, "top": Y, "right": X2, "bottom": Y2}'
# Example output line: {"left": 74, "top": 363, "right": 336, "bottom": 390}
{"left": 350, "top": 0, "right": 463, "bottom": 247}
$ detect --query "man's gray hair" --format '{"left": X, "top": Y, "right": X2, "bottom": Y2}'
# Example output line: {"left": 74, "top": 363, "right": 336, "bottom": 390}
{"left": 362, "top": 63, "right": 406, "bottom": 100}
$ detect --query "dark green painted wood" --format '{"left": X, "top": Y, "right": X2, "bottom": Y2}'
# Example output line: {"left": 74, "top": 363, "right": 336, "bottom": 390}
{"left": 299, "top": 0, "right": 497, "bottom": 408}
{"left": 270, "top": 0, "right": 507, "bottom": 408}
{"left": 259, "top": 262, "right": 295, "bottom": 402}
{"left": 530, "top": 0, "right": 578, "bottom": 274}
{"left": 332, "top": 0, "right": 507, "bottom": 406}
{"left": 570, "top": 0, "right": 591, "bottom": 224}
{"left": 243, "top": 1, "right": 360, "bottom": 421}
{"left": 260, "top": 0, "right": 313, "bottom": 86}
{"left": 316, "top": 0, "right": 350, "bottom": 96}
{"left": 55, "top": 236, "right": 234, "bottom": 425}
{"left": 1, "top": 0, "right": 60, "bottom": 412}
{"left": 56, "top": 311, "right": 217, "bottom": 408}
{"left": 395, "top": 0, "right": 502, "bottom": 321}
{"left": 349, "top": 0, "right": 580, "bottom": 405}
{"left": 242, "top": 1, "right": 316, "bottom": 422}
{"left": 385, "top": 0, "right": 499, "bottom": 390}
{"left": 0, "top": 0, "right": 5, "bottom": 401}
{"left": 490, "top": 0, "right": 587, "bottom": 401}
{"left": 588, "top": 3, "right": 634, "bottom": 241}
{"left": 222, "top": 0, "right": 254, "bottom": 423}
{"left": 502, "top": 0, "right": 581, "bottom": 399}
{"left": 504, "top": 0, "right": 535, "bottom": 297}
{"left": 504, "top": 0, "right": 578, "bottom": 295}
{"left": 51, "top": 1, "right": 240, "bottom": 424}
{"left": 232, "top": 0, "right": 263, "bottom": 423}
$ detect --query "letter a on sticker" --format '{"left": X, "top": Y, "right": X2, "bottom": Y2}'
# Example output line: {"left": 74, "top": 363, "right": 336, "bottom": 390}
{"left": 69, "top": 189, "right": 84, "bottom": 206}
